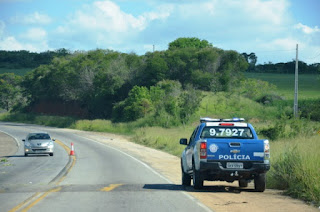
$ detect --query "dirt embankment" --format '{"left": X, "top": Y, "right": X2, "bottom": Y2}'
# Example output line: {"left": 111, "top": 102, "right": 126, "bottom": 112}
{"left": 0, "top": 132, "right": 18, "bottom": 157}
{"left": 70, "top": 129, "right": 318, "bottom": 212}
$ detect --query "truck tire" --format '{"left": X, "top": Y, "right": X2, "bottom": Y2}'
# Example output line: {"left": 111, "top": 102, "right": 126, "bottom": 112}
{"left": 192, "top": 164, "right": 203, "bottom": 189}
{"left": 182, "top": 170, "right": 191, "bottom": 186}
{"left": 254, "top": 173, "right": 266, "bottom": 192}
{"left": 181, "top": 160, "right": 191, "bottom": 186}
{"left": 239, "top": 179, "right": 248, "bottom": 188}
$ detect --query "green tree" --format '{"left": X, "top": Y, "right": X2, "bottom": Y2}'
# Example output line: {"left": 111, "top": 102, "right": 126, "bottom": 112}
{"left": 179, "top": 84, "right": 202, "bottom": 123}
{"left": 138, "top": 52, "right": 169, "bottom": 86}
{"left": 0, "top": 73, "right": 24, "bottom": 111}
{"left": 123, "top": 86, "right": 152, "bottom": 121}
{"left": 217, "top": 50, "right": 248, "bottom": 91}
{"left": 168, "top": 37, "right": 213, "bottom": 50}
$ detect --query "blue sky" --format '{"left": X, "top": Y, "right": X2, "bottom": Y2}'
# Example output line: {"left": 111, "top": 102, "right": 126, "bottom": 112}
{"left": 0, "top": 0, "right": 319, "bottom": 64}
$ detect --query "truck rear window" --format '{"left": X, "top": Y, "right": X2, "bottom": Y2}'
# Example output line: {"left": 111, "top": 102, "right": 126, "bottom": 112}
{"left": 201, "top": 127, "right": 253, "bottom": 139}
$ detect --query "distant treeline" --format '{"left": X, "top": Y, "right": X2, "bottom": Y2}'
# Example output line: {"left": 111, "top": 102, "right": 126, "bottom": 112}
{"left": 1, "top": 49, "right": 319, "bottom": 75}
{"left": 0, "top": 38, "right": 249, "bottom": 123}
{"left": 241, "top": 52, "right": 319, "bottom": 74}
{"left": 254, "top": 61, "right": 319, "bottom": 74}
{"left": 0, "top": 49, "right": 70, "bottom": 69}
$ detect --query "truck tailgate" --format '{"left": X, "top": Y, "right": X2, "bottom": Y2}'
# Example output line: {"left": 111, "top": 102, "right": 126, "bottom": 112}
{"left": 206, "top": 138, "right": 265, "bottom": 161}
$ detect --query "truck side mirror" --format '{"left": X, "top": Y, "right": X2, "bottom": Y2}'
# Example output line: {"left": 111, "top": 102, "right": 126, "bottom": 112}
{"left": 180, "top": 138, "right": 188, "bottom": 145}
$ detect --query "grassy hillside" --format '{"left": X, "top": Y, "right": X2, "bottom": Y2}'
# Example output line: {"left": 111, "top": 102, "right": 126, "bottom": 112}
{"left": 245, "top": 73, "right": 320, "bottom": 100}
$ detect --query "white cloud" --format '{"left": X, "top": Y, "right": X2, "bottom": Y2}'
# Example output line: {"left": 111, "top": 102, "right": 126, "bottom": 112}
{"left": 10, "top": 12, "right": 52, "bottom": 25}
{"left": 21, "top": 28, "right": 47, "bottom": 41}
{"left": 67, "top": 0, "right": 171, "bottom": 32}
{"left": 0, "top": 23, "right": 49, "bottom": 52}
{"left": 294, "top": 23, "right": 320, "bottom": 34}
{"left": 265, "top": 37, "right": 299, "bottom": 50}
{"left": 0, "top": 36, "right": 46, "bottom": 52}
{"left": 0, "top": 37, "right": 24, "bottom": 50}
{"left": 242, "top": 0, "right": 289, "bottom": 25}
{"left": 0, "top": 20, "right": 5, "bottom": 37}
{"left": 178, "top": 0, "right": 289, "bottom": 25}
{"left": 53, "top": 0, "right": 172, "bottom": 48}
{"left": 0, "top": 35, "right": 49, "bottom": 52}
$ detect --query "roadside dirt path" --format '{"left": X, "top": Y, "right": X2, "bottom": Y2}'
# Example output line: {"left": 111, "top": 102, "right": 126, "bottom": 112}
{"left": 0, "top": 131, "right": 18, "bottom": 157}
{"left": 69, "top": 129, "right": 318, "bottom": 212}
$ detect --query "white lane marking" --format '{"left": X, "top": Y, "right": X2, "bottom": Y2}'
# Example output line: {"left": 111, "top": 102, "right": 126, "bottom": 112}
{"left": 73, "top": 133, "right": 212, "bottom": 212}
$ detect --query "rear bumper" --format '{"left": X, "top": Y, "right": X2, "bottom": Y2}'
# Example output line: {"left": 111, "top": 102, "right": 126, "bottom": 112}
{"left": 200, "top": 161, "right": 270, "bottom": 181}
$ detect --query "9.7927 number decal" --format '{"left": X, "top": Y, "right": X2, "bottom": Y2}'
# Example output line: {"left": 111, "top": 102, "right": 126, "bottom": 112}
{"left": 209, "top": 128, "right": 244, "bottom": 137}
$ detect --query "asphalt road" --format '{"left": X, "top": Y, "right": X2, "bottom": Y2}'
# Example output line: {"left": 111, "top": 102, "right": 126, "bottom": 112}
{"left": 0, "top": 122, "right": 210, "bottom": 212}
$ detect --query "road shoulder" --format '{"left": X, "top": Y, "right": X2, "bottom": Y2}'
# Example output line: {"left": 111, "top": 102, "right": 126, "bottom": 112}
{"left": 63, "top": 129, "right": 318, "bottom": 212}
{"left": 0, "top": 131, "right": 19, "bottom": 157}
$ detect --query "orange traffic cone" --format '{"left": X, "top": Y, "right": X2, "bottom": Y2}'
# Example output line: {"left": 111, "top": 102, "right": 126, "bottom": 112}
{"left": 70, "top": 142, "right": 75, "bottom": 156}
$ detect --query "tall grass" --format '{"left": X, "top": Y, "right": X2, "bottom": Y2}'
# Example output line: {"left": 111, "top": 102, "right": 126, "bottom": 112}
{"left": 268, "top": 135, "right": 320, "bottom": 206}
{"left": 196, "top": 92, "right": 284, "bottom": 121}
{"left": 71, "top": 119, "right": 135, "bottom": 135}
{"left": 132, "top": 126, "right": 194, "bottom": 156}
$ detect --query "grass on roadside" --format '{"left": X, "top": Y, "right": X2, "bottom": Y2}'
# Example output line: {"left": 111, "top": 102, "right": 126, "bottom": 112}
{"left": 268, "top": 135, "right": 320, "bottom": 206}
{"left": 71, "top": 119, "right": 135, "bottom": 135}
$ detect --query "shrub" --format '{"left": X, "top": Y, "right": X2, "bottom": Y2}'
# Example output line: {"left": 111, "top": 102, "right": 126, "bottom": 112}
{"left": 258, "top": 121, "right": 285, "bottom": 140}
{"left": 299, "top": 99, "right": 320, "bottom": 121}
{"left": 237, "top": 78, "right": 278, "bottom": 100}
{"left": 257, "top": 94, "right": 285, "bottom": 105}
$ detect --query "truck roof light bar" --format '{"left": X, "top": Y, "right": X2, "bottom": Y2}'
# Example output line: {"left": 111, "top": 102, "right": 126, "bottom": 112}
{"left": 200, "top": 117, "right": 245, "bottom": 123}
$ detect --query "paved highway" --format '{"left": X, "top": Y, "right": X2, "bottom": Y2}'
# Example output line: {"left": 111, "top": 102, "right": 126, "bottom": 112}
{"left": 0, "top": 122, "right": 210, "bottom": 212}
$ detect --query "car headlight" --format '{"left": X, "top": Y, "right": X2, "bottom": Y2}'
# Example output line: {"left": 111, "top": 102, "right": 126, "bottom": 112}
{"left": 25, "top": 142, "right": 31, "bottom": 147}
{"left": 48, "top": 141, "right": 54, "bottom": 148}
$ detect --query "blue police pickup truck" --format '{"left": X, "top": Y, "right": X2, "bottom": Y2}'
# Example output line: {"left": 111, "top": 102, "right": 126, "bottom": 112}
{"left": 180, "top": 118, "right": 270, "bottom": 192}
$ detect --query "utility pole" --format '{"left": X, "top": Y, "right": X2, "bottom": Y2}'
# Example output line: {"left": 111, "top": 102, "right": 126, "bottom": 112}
{"left": 153, "top": 45, "right": 155, "bottom": 52}
{"left": 294, "top": 44, "right": 299, "bottom": 118}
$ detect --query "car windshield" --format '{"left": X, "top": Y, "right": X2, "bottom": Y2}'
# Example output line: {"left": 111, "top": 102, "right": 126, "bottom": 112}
{"left": 201, "top": 127, "right": 253, "bottom": 139}
{"left": 28, "top": 133, "right": 51, "bottom": 140}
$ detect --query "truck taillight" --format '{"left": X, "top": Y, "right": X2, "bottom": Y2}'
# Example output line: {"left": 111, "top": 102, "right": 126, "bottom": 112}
{"left": 264, "top": 140, "right": 270, "bottom": 159}
{"left": 200, "top": 142, "right": 207, "bottom": 159}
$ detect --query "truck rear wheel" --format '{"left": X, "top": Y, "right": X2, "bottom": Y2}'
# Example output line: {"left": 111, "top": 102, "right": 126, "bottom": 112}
{"left": 182, "top": 170, "right": 191, "bottom": 186}
{"left": 181, "top": 160, "right": 191, "bottom": 186}
{"left": 192, "top": 164, "right": 203, "bottom": 189}
{"left": 254, "top": 173, "right": 266, "bottom": 192}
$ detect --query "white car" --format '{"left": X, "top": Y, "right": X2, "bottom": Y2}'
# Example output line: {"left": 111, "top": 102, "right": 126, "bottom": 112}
{"left": 23, "top": 132, "right": 55, "bottom": 156}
